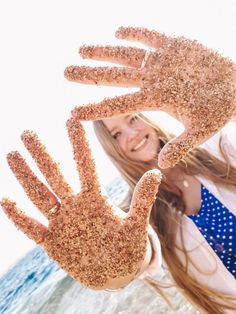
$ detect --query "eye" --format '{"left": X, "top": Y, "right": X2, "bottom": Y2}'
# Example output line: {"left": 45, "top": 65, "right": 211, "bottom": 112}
{"left": 129, "top": 115, "right": 138, "bottom": 124}
{"left": 113, "top": 131, "right": 121, "bottom": 140}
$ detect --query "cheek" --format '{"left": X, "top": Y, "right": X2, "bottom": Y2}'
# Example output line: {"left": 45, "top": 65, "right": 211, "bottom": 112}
{"left": 117, "top": 137, "right": 127, "bottom": 154}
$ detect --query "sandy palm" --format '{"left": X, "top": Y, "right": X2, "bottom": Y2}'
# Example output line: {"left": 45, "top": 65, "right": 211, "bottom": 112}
{"left": 65, "top": 26, "right": 236, "bottom": 169}
{"left": 1, "top": 117, "right": 162, "bottom": 289}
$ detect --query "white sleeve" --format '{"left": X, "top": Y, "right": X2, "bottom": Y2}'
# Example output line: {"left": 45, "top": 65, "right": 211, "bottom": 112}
{"left": 200, "top": 122, "right": 236, "bottom": 167}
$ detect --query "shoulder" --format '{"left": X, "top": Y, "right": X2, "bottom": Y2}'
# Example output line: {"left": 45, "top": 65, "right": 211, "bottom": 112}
{"left": 200, "top": 122, "right": 236, "bottom": 166}
{"left": 222, "top": 121, "right": 236, "bottom": 143}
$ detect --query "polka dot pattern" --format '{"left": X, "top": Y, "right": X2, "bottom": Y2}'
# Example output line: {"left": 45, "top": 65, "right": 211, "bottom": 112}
{"left": 188, "top": 185, "right": 236, "bottom": 278}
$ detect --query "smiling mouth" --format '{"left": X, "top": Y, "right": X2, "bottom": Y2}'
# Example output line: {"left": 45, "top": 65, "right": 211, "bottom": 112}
{"left": 132, "top": 135, "right": 149, "bottom": 152}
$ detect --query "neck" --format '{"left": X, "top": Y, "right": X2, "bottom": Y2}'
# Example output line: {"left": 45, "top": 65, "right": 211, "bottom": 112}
{"left": 164, "top": 166, "right": 189, "bottom": 189}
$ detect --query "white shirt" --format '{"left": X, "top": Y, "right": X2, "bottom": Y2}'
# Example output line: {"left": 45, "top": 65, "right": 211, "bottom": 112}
{"left": 142, "top": 122, "right": 236, "bottom": 308}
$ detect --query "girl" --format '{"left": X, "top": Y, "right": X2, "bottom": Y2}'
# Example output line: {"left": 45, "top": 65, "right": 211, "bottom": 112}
{"left": 2, "top": 26, "right": 236, "bottom": 313}
{"left": 63, "top": 27, "right": 236, "bottom": 312}
{"left": 93, "top": 112, "right": 236, "bottom": 313}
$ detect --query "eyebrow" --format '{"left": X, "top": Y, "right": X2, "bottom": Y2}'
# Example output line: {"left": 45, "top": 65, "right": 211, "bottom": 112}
{"left": 109, "top": 115, "right": 131, "bottom": 134}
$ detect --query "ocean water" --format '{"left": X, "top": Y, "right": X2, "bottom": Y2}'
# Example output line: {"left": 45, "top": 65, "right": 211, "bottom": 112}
{"left": 0, "top": 178, "right": 197, "bottom": 314}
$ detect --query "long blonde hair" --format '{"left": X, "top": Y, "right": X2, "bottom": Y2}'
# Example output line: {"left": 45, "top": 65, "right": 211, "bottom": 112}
{"left": 93, "top": 113, "right": 236, "bottom": 314}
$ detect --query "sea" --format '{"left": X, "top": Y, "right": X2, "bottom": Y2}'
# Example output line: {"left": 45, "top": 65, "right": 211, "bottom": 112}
{"left": 0, "top": 177, "right": 197, "bottom": 314}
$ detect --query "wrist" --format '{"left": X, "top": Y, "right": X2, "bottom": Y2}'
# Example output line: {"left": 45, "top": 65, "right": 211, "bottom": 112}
{"left": 138, "top": 226, "right": 162, "bottom": 279}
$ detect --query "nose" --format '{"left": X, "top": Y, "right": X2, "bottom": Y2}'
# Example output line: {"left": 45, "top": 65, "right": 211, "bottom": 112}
{"left": 126, "top": 127, "right": 139, "bottom": 142}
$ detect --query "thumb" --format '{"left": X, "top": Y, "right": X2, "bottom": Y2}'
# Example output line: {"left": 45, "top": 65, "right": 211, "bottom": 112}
{"left": 157, "top": 130, "right": 198, "bottom": 169}
{"left": 125, "top": 169, "right": 162, "bottom": 228}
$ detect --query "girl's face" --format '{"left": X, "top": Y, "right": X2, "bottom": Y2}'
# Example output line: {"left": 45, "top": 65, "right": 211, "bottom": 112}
{"left": 103, "top": 114, "right": 160, "bottom": 162}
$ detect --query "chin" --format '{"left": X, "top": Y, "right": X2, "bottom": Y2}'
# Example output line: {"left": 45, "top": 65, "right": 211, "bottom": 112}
{"left": 140, "top": 154, "right": 157, "bottom": 163}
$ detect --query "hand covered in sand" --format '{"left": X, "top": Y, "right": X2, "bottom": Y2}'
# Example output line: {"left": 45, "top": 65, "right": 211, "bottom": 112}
{"left": 65, "top": 26, "right": 236, "bottom": 169}
{"left": 1, "top": 117, "right": 162, "bottom": 289}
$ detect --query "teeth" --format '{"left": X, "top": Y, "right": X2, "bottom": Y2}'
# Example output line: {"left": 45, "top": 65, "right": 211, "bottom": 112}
{"left": 133, "top": 137, "right": 147, "bottom": 151}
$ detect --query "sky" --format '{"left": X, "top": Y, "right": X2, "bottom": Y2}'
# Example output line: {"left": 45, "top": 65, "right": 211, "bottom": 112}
{"left": 0, "top": 0, "right": 235, "bottom": 275}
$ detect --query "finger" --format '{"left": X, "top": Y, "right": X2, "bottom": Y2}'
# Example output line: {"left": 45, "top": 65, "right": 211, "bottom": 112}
{"left": 66, "top": 117, "right": 100, "bottom": 192}
{"left": 157, "top": 129, "right": 201, "bottom": 169}
{"left": 7, "top": 151, "right": 60, "bottom": 218}
{"left": 79, "top": 45, "right": 146, "bottom": 68}
{"left": 71, "top": 90, "right": 161, "bottom": 121}
{"left": 1, "top": 198, "right": 48, "bottom": 244}
{"left": 125, "top": 169, "right": 162, "bottom": 229}
{"left": 21, "top": 131, "right": 73, "bottom": 200}
{"left": 116, "top": 27, "right": 168, "bottom": 49}
{"left": 64, "top": 66, "right": 142, "bottom": 87}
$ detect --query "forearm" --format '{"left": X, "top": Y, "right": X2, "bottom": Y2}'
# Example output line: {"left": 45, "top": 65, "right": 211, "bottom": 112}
{"left": 138, "top": 226, "right": 162, "bottom": 280}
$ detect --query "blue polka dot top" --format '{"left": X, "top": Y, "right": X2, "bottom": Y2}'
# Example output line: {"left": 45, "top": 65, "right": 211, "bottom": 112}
{"left": 188, "top": 184, "right": 236, "bottom": 278}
